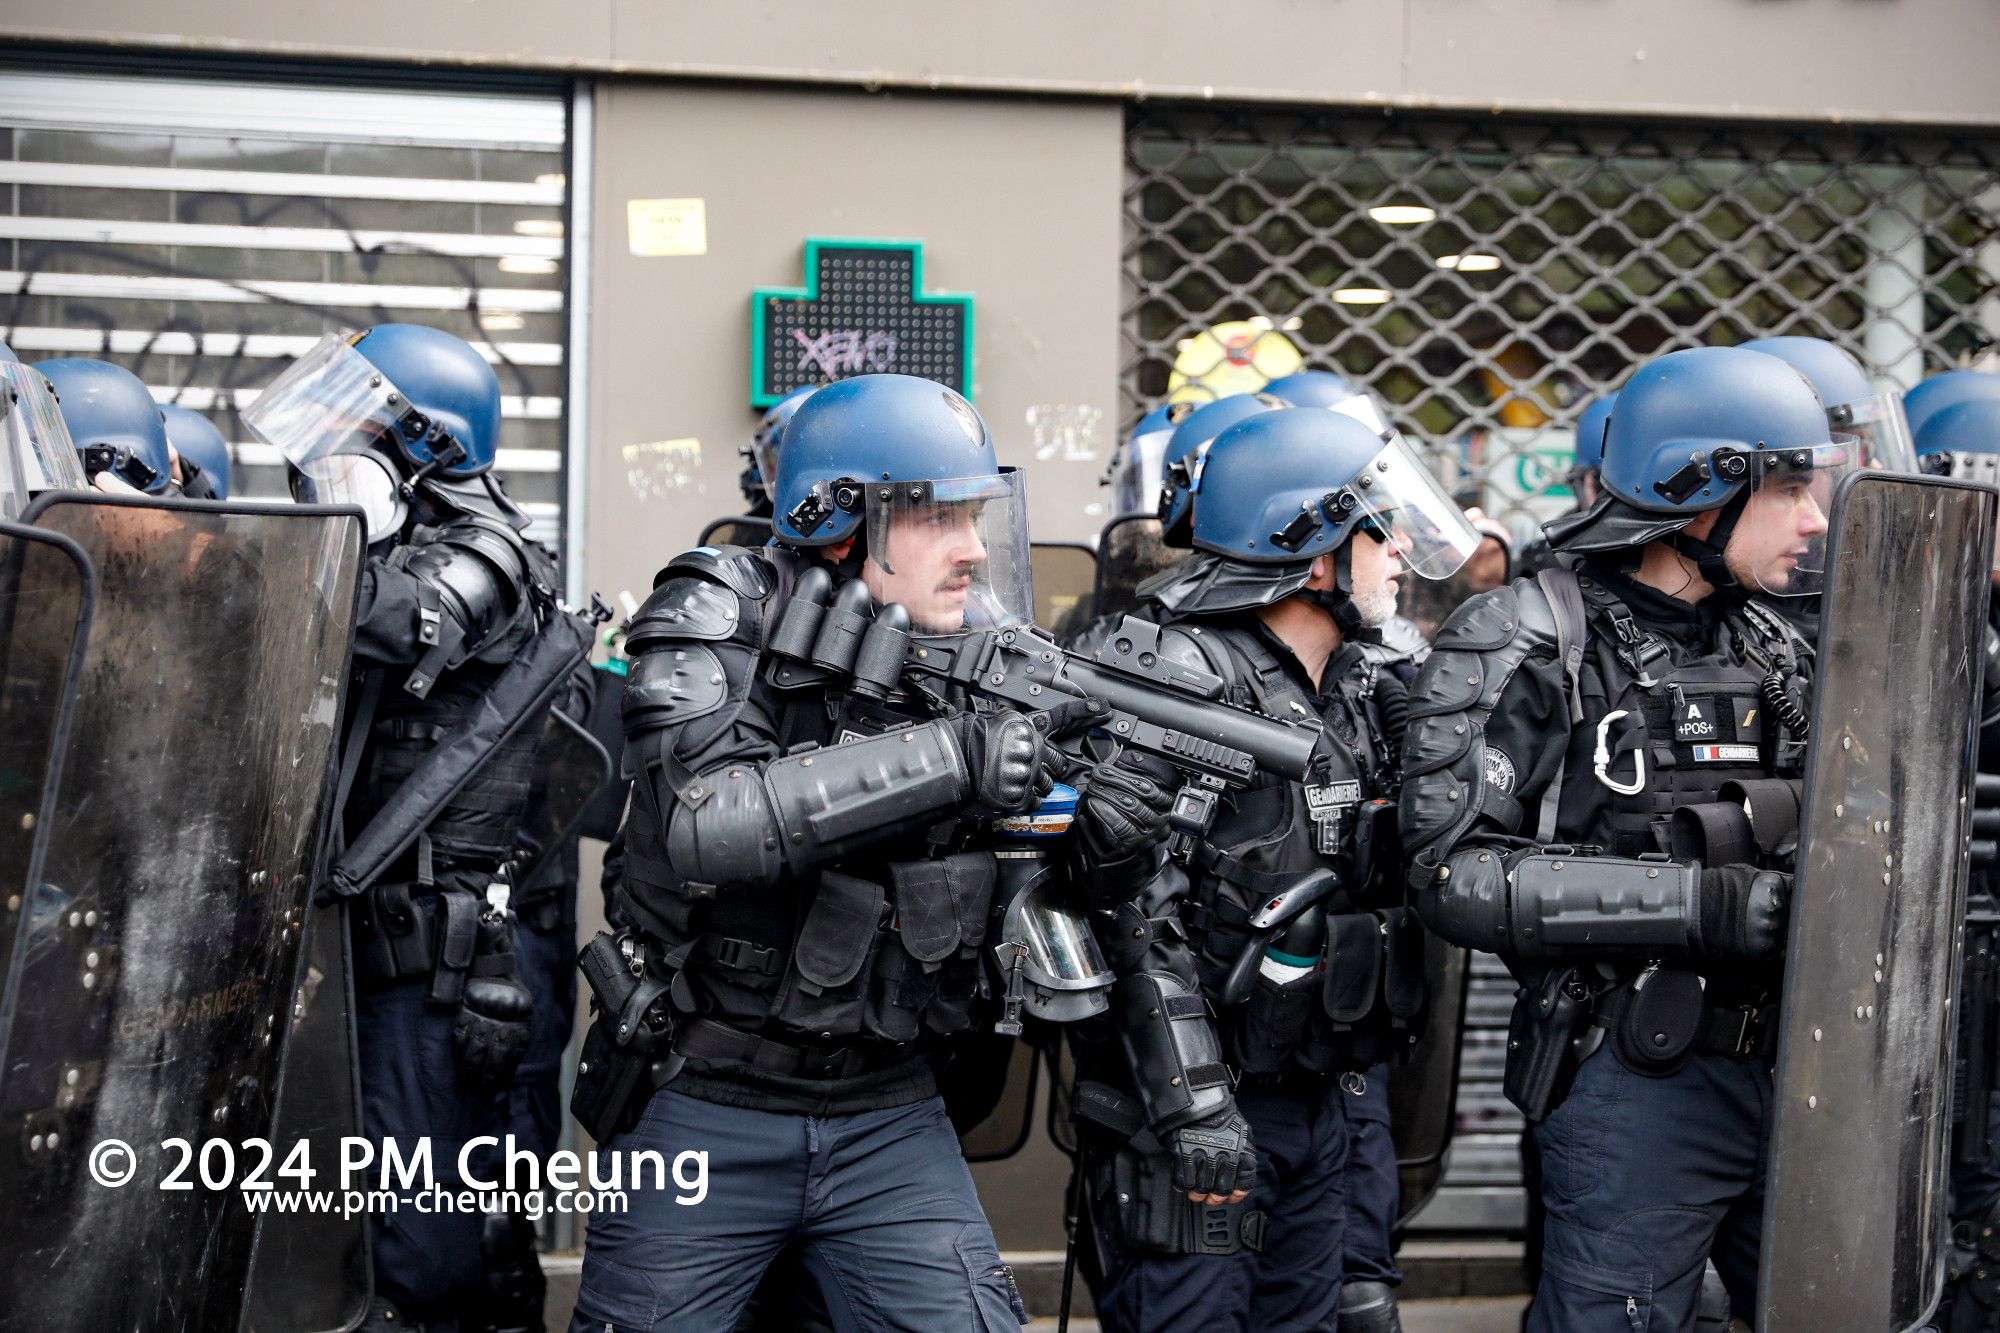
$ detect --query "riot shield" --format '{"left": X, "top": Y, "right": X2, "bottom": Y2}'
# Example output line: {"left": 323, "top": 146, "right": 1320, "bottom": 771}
{"left": 951, "top": 1031, "right": 1044, "bottom": 1162}
{"left": 0, "top": 521, "right": 92, "bottom": 1010}
{"left": 0, "top": 494, "right": 365, "bottom": 1333}
{"left": 245, "top": 900, "right": 369, "bottom": 1333}
{"left": 1390, "top": 934, "right": 1469, "bottom": 1225}
{"left": 1758, "top": 472, "right": 1997, "bottom": 1333}
{"left": 1030, "top": 541, "right": 1098, "bottom": 640}
{"left": 514, "top": 706, "right": 614, "bottom": 887}
{"left": 698, "top": 514, "right": 773, "bottom": 548}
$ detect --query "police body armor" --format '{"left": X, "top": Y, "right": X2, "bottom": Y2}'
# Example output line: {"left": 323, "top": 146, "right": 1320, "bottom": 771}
{"left": 1403, "top": 568, "right": 1812, "bottom": 1122}
{"left": 576, "top": 544, "right": 1003, "bottom": 1137}
{"left": 1164, "top": 623, "right": 1421, "bottom": 1078}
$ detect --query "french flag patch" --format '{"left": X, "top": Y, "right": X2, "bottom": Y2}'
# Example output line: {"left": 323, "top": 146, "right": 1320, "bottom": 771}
{"left": 1692, "top": 743, "right": 1760, "bottom": 763}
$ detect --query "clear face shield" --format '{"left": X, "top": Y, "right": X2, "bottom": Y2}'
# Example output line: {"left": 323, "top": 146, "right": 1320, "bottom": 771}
{"left": 1335, "top": 433, "right": 1483, "bottom": 581}
{"left": 1830, "top": 394, "right": 1918, "bottom": 476}
{"left": 289, "top": 452, "right": 408, "bottom": 545}
{"left": 0, "top": 362, "right": 86, "bottom": 521}
{"left": 242, "top": 332, "right": 450, "bottom": 473}
{"left": 1111, "top": 421, "right": 1177, "bottom": 518}
{"left": 862, "top": 471, "right": 1034, "bottom": 634}
{"left": 1321, "top": 389, "right": 1392, "bottom": 438}
{"left": 1722, "top": 440, "right": 1856, "bottom": 597}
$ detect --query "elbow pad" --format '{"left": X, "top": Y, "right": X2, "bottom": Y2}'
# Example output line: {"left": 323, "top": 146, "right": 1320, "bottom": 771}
{"left": 1111, "top": 971, "right": 1233, "bottom": 1135}
{"left": 1506, "top": 851, "right": 1699, "bottom": 961}
{"left": 665, "top": 720, "right": 971, "bottom": 889}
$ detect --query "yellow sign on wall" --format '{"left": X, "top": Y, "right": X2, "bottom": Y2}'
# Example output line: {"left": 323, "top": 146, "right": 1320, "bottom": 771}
{"left": 627, "top": 198, "right": 708, "bottom": 257}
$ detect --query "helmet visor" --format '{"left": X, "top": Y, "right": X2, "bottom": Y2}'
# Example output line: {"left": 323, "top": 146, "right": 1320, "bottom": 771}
{"left": 751, "top": 426, "right": 783, "bottom": 505}
{"left": 243, "top": 333, "right": 417, "bottom": 469}
{"left": 1739, "top": 440, "right": 1856, "bottom": 597}
{"left": 0, "top": 362, "right": 85, "bottom": 519}
{"left": 1920, "top": 451, "right": 2000, "bottom": 574}
{"left": 1111, "top": 421, "right": 1176, "bottom": 517}
{"left": 1834, "top": 393, "right": 1918, "bottom": 476}
{"left": 290, "top": 452, "right": 407, "bottom": 545}
{"left": 1324, "top": 390, "right": 1392, "bottom": 437}
{"left": 863, "top": 470, "right": 1034, "bottom": 633}
{"left": 1345, "top": 434, "right": 1483, "bottom": 581}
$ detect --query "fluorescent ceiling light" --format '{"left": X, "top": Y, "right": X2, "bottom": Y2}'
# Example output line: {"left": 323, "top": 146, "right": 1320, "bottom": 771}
{"left": 513, "top": 219, "right": 564, "bottom": 238}
{"left": 498, "top": 255, "right": 560, "bottom": 275}
{"left": 1332, "top": 288, "right": 1392, "bottom": 305}
{"left": 1368, "top": 205, "right": 1436, "bottom": 225}
{"left": 479, "top": 311, "right": 526, "bottom": 331}
{"left": 1437, "top": 253, "right": 1502, "bottom": 272}
{"left": 534, "top": 173, "right": 566, "bottom": 190}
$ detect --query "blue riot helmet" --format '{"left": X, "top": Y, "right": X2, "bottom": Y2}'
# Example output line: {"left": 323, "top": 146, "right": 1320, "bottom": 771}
{"left": 245, "top": 324, "right": 502, "bottom": 544}
{"left": 160, "top": 403, "right": 232, "bottom": 501}
{"left": 744, "top": 385, "right": 818, "bottom": 510}
{"left": 771, "top": 373, "right": 1032, "bottom": 633}
{"left": 1107, "top": 401, "right": 1195, "bottom": 517}
{"left": 1546, "top": 346, "right": 1854, "bottom": 597}
{"left": 1156, "top": 393, "right": 1288, "bottom": 548}
{"left": 1573, "top": 390, "right": 1616, "bottom": 477}
{"left": 0, "top": 344, "right": 85, "bottom": 519}
{"left": 1905, "top": 369, "right": 2000, "bottom": 441}
{"left": 37, "top": 358, "right": 173, "bottom": 495}
{"left": 1916, "top": 398, "right": 2000, "bottom": 574}
{"left": 1261, "top": 369, "right": 1393, "bottom": 435}
{"left": 1740, "top": 336, "right": 1916, "bottom": 473}
{"left": 1144, "top": 407, "right": 1478, "bottom": 629}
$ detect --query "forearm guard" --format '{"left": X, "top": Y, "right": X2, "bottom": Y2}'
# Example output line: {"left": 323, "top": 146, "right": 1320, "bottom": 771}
{"left": 1112, "top": 971, "right": 1234, "bottom": 1135}
{"left": 665, "top": 721, "right": 971, "bottom": 889}
{"left": 1418, "top": 847, "right": 1699, "bottom": 961}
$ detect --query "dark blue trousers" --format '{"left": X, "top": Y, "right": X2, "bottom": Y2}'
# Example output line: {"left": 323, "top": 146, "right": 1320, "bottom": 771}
{"left": 355, "top": 973, "right": 509, "bottom": 1332}
{"left": 1527, "top": 1045, "right": 1773, "bottom": 1332}
{"left": 568, "top": 1090, "right": 1024, "bottom": 1332}
{"left": 1341, "top": 1065, "right": 1404, "bottom": 1286}
{"left": 1095, "top": 1081, "right": 1350, "bottom": 1333}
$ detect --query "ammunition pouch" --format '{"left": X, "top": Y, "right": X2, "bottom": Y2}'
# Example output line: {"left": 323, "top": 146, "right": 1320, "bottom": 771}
{"left": 1600, "top": 966, "right": 1706, "bottom": 1077}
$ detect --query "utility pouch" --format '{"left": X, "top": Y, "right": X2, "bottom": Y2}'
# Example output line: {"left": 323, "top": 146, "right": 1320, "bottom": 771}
{"left": 774, "top": 871, "right": 885, "bottom": 1037}
{"left": 1609, "top": 966, "right": 1705, "bottom": 1077}
{"left": 570, "top": 1018, "right": 655, "bottom": 1144}
{"left": 353, "top": 881, "right": 432, "bottom": 980}
{"left": 1503, "top": 966, "right": 1596, "bottom": 1122}
{"left": 1322, "top": 912, "right": 1384, "bottom": 1025}
{"left": 1379, "top": 907, "right": 1429, "bottom": 1025}
{"left": 1240, "top": 967, "right": 1320, "bottom": 1074}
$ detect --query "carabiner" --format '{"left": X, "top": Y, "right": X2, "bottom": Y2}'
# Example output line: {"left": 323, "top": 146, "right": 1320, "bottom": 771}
{"left": 1593, "top": 708, "right": 1647, "bottom": 796}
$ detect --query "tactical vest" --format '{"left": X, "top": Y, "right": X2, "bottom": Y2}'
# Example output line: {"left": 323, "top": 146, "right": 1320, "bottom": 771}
{"left": 1169, "top": 623, "right": 1421, "bottom": 1076}
{"left": 616, "top": 545, "right": 1002, "bottom": 1052}
{"left": 1555, "top": 576, "right": 1811, "bottom": 867}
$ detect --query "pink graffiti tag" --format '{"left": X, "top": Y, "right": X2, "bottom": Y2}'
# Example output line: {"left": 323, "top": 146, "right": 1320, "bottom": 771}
{"left": 792, "top": 328, "right": 899, "bottom": 377}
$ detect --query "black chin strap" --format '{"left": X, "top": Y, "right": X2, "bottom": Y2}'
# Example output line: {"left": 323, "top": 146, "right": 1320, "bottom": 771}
{"left": 1665, "top": 488, "right": 1751, "bottom": 592}
{"left": 1300, "top": 540, "right": 1370, "bottom": 637}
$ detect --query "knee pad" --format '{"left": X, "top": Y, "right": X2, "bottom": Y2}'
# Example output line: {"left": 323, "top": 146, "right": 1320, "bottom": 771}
{"left": 1337, "top": 1279, "right": 1403, "bottom": 1333}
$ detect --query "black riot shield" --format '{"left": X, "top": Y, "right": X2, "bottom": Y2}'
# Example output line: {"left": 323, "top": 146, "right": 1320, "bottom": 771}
{"left": 0, "top": 494, "right": 364, "bottom": 1333}
{"left": 1758, "top": 472, "right": 1997, "bottom": 1333}
{"left": 1030, "top": 541, "right": 1098, "bottom": 640}
{"left": 246, "top": 900, "right": 369, "bottom": 1333}
{"left": 514, "top": 707, "right": 615, "bottom": 887}
{"left": 698, "top": 514, "right": 773, "bottom": 548}
{"left": 1390, "top": 934, "right": 1469, "bottom": 1225}
{"left": 0, "top": 521, "right": 92, "bottom": 1009}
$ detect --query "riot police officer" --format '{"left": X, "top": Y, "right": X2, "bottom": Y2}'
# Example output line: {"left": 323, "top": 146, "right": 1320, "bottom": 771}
{"left": 35, "top": 357, "right": 176, "bottom": 496}
{"left": 0, "top": 342, "right": 86, "bottom": 517}
{"left": 737, "top": 384, "right": 817, "bottom": 517}
{"left": 1916, "top": 388, "right": 2000, "bottom": 1331}
{"left": 1401, "top": 345, "right": 1843, "bottom": 1330}
{"left": 242, "top": 324, "right": 589, "bottom": 1332}
{"left": 1071, "top": 406, "right": 1477, "bottom": 1332}
{"left": 568, "top": 373, "right": 1174, "bottom": 1332}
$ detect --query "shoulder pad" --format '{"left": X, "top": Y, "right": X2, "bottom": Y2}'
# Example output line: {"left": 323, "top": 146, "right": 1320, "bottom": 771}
{"left": 623, "top": 642, "right": 729, "bottom": 731}
{"left": 1356, "top": 615, "right": 1431, "bottom": 669}
{"left": 654, "top": 544, "right": 776, "bottom": 602}
{"left": 1156, "top": 623, "right": 1226, "bottom": 679}
{"left": 434, "top": 516, "right": 531, "bottom": 593}
{"left": 627, "top": 575, "right": 749, "bottom": 649}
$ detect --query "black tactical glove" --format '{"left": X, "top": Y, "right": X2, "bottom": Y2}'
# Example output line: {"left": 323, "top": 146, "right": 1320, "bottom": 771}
{"left": 1167, "top": 1102, "right": 1258, "bottom": 1200}
{"left": 944, "top": 708, "right": 1046, "bottom": 814}
{"left": 1077, "top": 746, "right": 1180, "bottom": 867}
{"left": 455, "top": 906, "right": 535, "bottom": 1089}
{"left": 1696, "top": 865, "right": 1790, "bottom": 960}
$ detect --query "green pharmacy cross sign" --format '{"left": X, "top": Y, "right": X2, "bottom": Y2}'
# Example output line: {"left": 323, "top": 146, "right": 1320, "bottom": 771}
{"left": 750, "top": 238, "right": 974, "bottom": 407}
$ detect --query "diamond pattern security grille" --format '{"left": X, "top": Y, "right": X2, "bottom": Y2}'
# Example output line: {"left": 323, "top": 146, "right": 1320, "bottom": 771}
{"left": 1124, "top": 106, "right": 2000, "bottom": 533}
